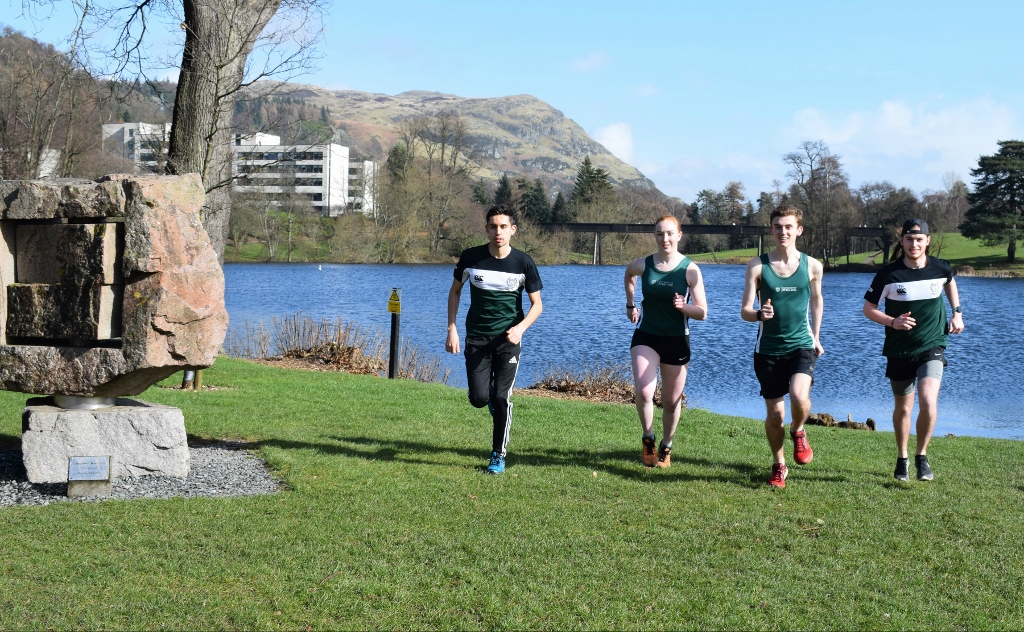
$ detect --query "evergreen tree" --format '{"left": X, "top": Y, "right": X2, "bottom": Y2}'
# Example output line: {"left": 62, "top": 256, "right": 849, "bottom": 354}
{"left": 518, "top": 178, "right": 552, "bottom": 222}
{"left": 386, "top": 142, "right": 411, "bottom": 180}
{"left": 494, "top": 174, "right": 513, "bottom": 205}
{"left": 962, "top": 140, "right": 1024, "bottom": 263}
{"left": 472, "top": 178, "right": 492, "bottom": 206}
{"left": 551, "top": 191, "right": 568, "bottom": 222}
{"left": 570, "top": 156, "right": 614, "bottom": 206}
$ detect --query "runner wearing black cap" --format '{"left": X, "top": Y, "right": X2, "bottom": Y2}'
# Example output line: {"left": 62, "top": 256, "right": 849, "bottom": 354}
{"left": 862, "top": 218, "right": 964, "bottom": 481}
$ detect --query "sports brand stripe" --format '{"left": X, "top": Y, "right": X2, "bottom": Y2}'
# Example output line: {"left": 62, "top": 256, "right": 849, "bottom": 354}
{"left": 498, "top": 356, "right": 520, "bottom": 458}
{"left": 462, "top": 268, "right": 526, "bottom": 292}
{"left": 881, "top": 278, "right": 946, "bottom": 302}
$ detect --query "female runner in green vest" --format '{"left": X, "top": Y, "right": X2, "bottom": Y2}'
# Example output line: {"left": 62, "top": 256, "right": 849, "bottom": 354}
{"left": 741, "top": 206, "right": 824, "bottom": 488}
{"left": 624, "top": 216, "right": 708, "bottom": 468}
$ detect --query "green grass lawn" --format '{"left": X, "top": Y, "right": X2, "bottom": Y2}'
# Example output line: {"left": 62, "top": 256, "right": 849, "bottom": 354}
{"left": 225, "top": 241, "right": 329, "bottom": 263}
{"left": 930, "top": 233, "right": 1024, "bottom": 271}
{"left": 2, "top": 358, "right": 1022, "bottom": 629}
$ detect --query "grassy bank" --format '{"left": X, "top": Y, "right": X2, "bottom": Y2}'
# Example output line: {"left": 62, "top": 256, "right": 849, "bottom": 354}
{"left": 688, "top": 234, "right": 1024, "bottom": 275}
{"left": 1, "top": 358, "right": 1022, "bottom": 629}
{"left": 227, "top": 232, "right": 1024, "bottom": 276}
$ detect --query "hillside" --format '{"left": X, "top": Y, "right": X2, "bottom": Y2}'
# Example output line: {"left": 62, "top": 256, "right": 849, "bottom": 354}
{"left": 249, "top": 81, "right": 658, "bottom": 195}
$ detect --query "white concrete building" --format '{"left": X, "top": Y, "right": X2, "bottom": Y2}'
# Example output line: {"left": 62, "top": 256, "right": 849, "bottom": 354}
{"left": 232, "top": 133, "right": 376, "bottom": 216}
{"left": 347, "top": 160, "right": 377, "bottom": 212}
{"left": 101, "top": 122, "right": 172, "bottom": 173}
{"left": 101, "top": 123, "right": 375, "bottom": 216}
{"left": 232, "top": 133, "right": 350, "bottom": 215}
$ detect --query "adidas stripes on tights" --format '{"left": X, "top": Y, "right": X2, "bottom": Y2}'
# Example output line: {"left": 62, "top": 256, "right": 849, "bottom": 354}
{"left": 465, "top": 335, "right": 522, "bottom": 458}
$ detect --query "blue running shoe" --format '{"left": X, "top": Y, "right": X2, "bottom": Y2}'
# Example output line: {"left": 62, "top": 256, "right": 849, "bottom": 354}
{"left": 486, "top": 451, "right": 505, "bottom": 474}
{"left": 487, "top": 400, "right": 495, "bottom": 416}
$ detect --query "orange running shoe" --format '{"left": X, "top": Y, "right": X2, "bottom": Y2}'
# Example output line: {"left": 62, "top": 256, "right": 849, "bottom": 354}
{"left": 768, "top": 462, "right": 788, "bottom": 488}
{"left": 641, "top": 436, "right": 658, "bottom": 467}
{"left": 656, "top": 444, "right": 672, "bottom": 468}
{"left": 791, "top": 429, "right": 813, "bottom": 465}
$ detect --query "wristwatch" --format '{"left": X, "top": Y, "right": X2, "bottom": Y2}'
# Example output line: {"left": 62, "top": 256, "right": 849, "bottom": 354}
{"left": 951, "top": 306, "right": 962, "bottom": 314}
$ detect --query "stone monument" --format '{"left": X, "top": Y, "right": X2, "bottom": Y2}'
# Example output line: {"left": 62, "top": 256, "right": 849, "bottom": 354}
{"left": 0, "top": 174, "right": 229, "bottom": 485}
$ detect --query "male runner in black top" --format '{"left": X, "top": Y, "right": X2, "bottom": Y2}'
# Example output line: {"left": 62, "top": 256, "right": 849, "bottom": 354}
{"left": 447, "top": 205, "right": 543, "bottom": 474}
{"left": 863, "top": 218, "right": 964, "bottom": 481}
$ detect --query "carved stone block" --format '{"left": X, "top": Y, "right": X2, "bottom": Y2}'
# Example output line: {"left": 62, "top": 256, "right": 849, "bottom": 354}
{"left": 6, "top": 283, "right": 122, "bottom": 340}
{"left": 0, "top": 174, "right": 228, "bottom": 396}
{"left": 16, "top": 222, "right": 122, "bottom": 284}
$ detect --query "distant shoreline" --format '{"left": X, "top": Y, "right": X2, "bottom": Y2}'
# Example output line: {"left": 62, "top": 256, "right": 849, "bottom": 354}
{"left": 223, "top": 259, "right": 1024, "bottom": 277}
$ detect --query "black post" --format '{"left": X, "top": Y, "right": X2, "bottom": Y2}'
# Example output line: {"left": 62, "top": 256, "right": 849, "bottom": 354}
{"left": 388, "top": 312, "right": 400, "bottom": 378}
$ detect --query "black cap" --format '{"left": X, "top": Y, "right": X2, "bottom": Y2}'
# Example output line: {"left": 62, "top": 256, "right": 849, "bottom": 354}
{"left": 901, "top": 218, "right": 929, "bottom": 236}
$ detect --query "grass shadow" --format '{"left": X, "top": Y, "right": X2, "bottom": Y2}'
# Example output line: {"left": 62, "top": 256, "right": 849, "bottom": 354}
{"left": 260, "top": 434, "right": 803, "bottom": 489}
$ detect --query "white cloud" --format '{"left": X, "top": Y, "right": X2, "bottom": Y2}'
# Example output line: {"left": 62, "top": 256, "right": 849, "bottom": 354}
{"left": 647, "top": 153, "right": 779, "bottom": 202}
{"left": 633, "top": 83, "right": 659, "bottom": 98}
{"left": 593, "top": 122, "right": 634, "bottom": 165}
{"left": 785, "top": 98, "right": 1019, "bottom": 189}
{"left": 640, "top": 98, "right": 1022, "bottom": 201}
{"left": 569, "top": 51, "right": 610, "bottom": 72}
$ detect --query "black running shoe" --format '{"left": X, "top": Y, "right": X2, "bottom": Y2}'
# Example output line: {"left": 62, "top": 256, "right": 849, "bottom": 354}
{"left": 894, "top": 457, "right": 909, "bottom": 481}
{"left": 915, "top": 455, "right": 933, "bottom": 481}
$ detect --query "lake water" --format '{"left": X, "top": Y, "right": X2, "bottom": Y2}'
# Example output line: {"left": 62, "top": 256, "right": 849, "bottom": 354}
{"left": 225, "top": 263, "right": 1024, "bottom": 441}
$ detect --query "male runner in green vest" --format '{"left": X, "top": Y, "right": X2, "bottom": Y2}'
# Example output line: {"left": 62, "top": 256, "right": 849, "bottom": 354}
{"left": 741, "top": 206, "right": 824, "bottom": 488}
{"left": 446, "top": 205, "right": 543, "bottom": 474}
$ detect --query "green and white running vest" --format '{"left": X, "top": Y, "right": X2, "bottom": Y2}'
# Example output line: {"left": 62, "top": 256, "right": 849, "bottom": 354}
{"left": 639, "top": 255, "right": 692, "bottom": 337}
{"left": 755, "top": 252, "right": 814, "bottom": 355}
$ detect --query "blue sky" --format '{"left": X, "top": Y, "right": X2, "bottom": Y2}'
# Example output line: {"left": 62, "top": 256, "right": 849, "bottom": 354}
{"left": 4, "top": 0, "right": 1023, "bottom": 201}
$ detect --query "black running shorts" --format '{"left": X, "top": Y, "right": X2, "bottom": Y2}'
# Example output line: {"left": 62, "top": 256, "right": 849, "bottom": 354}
{"left": 630, "top": 328, "right": 690, "bottom": 366}
{"left": 885, "top": 347, "right": 946, "bottom": 382}
{"left": 753, "top": 348, "right": 817, "bottom": 400}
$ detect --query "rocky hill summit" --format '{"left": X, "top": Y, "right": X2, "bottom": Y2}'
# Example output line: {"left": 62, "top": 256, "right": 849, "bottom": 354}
{"left": 256, "top": 82, "right": 656, "bottom": 194}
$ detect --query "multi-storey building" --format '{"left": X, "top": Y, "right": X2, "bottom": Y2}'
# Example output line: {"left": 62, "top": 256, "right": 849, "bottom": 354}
{"left": 101, "top": 123, "right": 375, "bottom": 216}
{"left": 101, "top": 122, "right": 172, "bottom": 173}
{"left": 232, "top": 133, "right": 351, "bottom": 216}
{"left": 347, "top": 159, "right": 377, "bottom": 212}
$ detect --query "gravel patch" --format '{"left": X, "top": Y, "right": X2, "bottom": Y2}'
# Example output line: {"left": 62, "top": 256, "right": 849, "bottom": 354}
{"left": 0, "top": 440, "right": 281, "bottom": 507}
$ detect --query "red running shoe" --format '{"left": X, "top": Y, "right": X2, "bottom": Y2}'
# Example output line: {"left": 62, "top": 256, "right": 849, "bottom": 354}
{"left": 768, "top": 463, "right": 788, "bottom": 488}
{"left": 791, "top": 429, "right": 813, "bottom": 465}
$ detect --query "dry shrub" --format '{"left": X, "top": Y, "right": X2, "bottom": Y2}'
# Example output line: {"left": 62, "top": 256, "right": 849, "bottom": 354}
{"left": 526, "top": 360, "right": 681, "bottom": 407}
{"left": 225, "top": 313, "right": 451, "bottom": 384}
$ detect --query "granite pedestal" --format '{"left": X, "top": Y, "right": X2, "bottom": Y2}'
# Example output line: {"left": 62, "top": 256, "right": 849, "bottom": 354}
{"left": 21, "top": 398, "right": 189, "bottom": 483}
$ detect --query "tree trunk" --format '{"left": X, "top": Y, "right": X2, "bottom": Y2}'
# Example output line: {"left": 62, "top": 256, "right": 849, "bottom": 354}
{"left": 1009, "top": 238, "right": 1017, "bottom": 264}
{"left": 167, "top": 0, "right": 282, "bottom": 263}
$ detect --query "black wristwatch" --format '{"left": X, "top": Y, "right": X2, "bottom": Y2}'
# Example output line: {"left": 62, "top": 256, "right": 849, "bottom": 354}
{"left": 951, "top": 306, "right": 962, "bottom": 314}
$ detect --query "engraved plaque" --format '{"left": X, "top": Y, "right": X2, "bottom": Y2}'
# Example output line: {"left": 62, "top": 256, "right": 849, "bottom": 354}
{"left": 68, "top": 456, "right": 110, "bottom": 481}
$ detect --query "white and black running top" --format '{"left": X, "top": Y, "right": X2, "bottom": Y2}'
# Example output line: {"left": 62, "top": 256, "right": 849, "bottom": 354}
{"left": 454, "top": 245, "right": 543, "bottom": 338}
{"left": 864, "top": 256, "right": 953, "bottom": 358}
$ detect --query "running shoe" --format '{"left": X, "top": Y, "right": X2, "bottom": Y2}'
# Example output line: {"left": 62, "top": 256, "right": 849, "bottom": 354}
{"left": 767, "top": 462, "right": 788, "bottom": 488}
{"left": 915, "top": 455, "right": 933, "bottom": 481}
{"left": 486, "top": 451, "right": 505, "bottom": 474}
{"left": 894, "top": 457, "right": 909, "bottom": 481}
{"left": 656, "top": 444, "right": 672, "bottom": 469}
{"left": 791, "top": 429, "right": 813, "bottom": 465}
{"left": 641, "top": 435, "right": 658, "bottom": 467}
